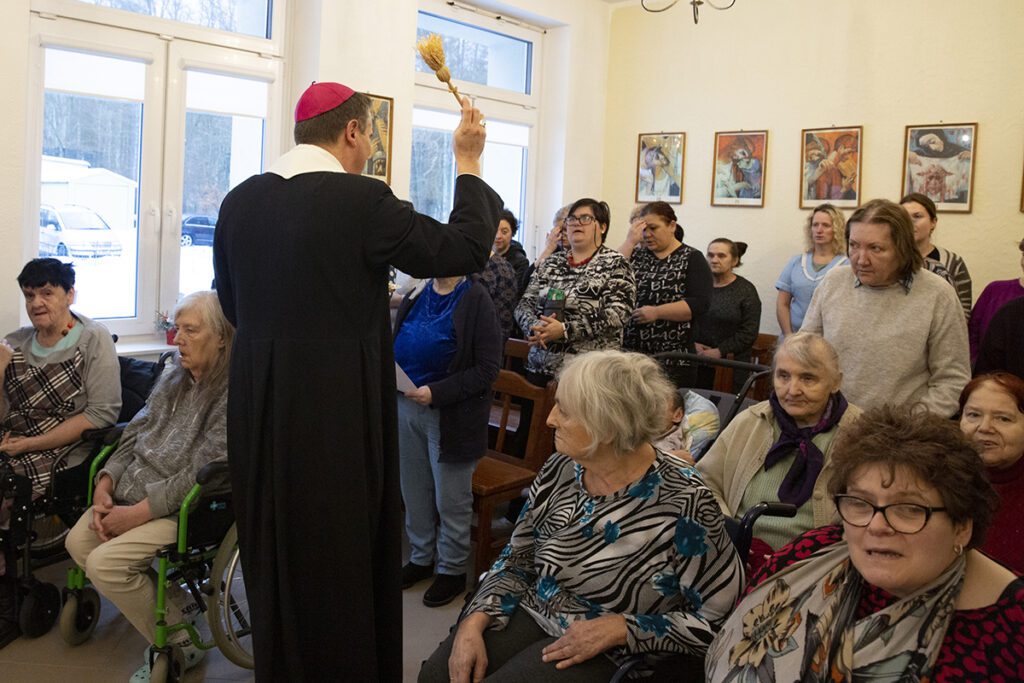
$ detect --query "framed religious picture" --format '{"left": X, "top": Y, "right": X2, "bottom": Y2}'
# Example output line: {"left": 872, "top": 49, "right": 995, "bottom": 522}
{"left": 635, "top": 133, "right": 685, "bottom": 204}
{"left": 363, "top": 93, "right": 394, "bottom": 185}
{"left": 901, "top": 123, "right": 977, "bottom": 213}
{"left": 800, "top": 126, "right": 863, "bottom": 209}
{"left": 711, "top": 130, "right": 768, "bottom": 207}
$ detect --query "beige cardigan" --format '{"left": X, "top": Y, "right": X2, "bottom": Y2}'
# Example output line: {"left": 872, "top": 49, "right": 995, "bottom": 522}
{"left": 696, "top": 399, "right": 863, "bottom": 527}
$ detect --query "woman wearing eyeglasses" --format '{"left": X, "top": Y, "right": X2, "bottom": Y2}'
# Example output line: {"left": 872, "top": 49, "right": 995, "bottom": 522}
{"left": 514, "top": 198, "right": 636, "bottom": 385}
{"left": 707, "top": 405, "right": 1024, "bottom": 683}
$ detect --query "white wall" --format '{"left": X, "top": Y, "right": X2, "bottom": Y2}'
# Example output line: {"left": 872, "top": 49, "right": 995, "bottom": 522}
{"left": 0, "top": 1, "right": 30, "bottom": 333}
{"left": 602, "top": 0, "right": 1024, "bottom": 335}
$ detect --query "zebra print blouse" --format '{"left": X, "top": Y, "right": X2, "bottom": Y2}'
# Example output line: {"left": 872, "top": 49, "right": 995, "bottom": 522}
{"left": 464, "top": 451, "right": 744, "bottom": 665}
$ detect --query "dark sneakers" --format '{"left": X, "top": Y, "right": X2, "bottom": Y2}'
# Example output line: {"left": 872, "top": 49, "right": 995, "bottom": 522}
{"left": 422, "top": 573, "right": 467, "bottom": 608}
{"left": 401, "top": 562, "right": 434, "bottom": 589}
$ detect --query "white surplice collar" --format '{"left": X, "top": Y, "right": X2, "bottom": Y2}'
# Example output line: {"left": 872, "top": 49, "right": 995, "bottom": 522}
{"left": 267, "top": 144, "right": 346, "bottom": 179}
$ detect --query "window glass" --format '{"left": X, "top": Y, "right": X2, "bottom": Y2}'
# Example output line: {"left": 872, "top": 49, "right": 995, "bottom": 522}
{"left": 179, "top": 70, "right": 266, "bottom": 297}
{"left": 73, "top": 0, "right": 271, "bottom": 38}
{"left": 41, "top": 48, "right": 144, "bottom": 319}
{"left": 416, "top": 12, "right": 532, "bottom": 95}
{"left": 409, "top": 108, "right": 529, "bottom": 228}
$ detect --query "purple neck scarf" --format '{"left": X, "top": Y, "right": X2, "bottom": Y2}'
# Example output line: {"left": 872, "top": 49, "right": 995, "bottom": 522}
{"left": 763, "top": 391, "right": 848, "bottom": 507}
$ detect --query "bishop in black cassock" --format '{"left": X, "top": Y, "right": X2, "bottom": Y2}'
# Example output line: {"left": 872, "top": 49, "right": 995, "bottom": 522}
{"left": 213, "top": 83, "right": 501, "bottom": 681}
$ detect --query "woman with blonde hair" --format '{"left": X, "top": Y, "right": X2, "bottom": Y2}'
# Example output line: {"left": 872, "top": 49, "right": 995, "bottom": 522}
{"left": 775, "top": 203, "right": 848, "bottom": 336}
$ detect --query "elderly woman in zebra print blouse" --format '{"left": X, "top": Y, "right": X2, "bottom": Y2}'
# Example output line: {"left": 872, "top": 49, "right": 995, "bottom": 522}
{"left": 419, "top": 350, "right": 744, "bottom": 682}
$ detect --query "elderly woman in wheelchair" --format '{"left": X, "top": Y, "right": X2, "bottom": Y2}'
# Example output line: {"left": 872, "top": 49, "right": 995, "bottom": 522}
{"left": 0, "top": 258, "right": 120, "bottom": 647}
{"left": 697, "top": 332, "right": 862, "bottom": 560}
{"left": 421, "top": 350, "right": 744, "bottom": 682}
{"left": 64, "top": 291, "right": 233, "bottom": 682}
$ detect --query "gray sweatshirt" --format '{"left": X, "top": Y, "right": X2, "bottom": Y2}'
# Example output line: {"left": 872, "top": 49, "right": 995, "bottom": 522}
{"left": 98, "top": 363, "right": 228, "bottom": 519}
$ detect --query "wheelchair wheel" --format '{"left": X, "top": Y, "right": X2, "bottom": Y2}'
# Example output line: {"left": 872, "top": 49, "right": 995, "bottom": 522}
{"left": 18, "top": 580, "right": 61, "bottom": 637}
{"left": 59, "top": 587, "right": 101, "bottom": 645}
{"left": 208, "top": 524, "right": 254, "bottom": 669}
{"left": 29, "top": 511, "right": 71, "bottom": 560}
{"left": 150, "top": 645, "right": 186, "bottom": 683}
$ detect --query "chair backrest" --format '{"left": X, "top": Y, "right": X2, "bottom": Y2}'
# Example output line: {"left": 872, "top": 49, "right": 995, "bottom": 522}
{"left": 502, "top": 337, "right": 531, "bottom": 371}
{"left": 116, "top": 350, "right": 174, "bottom": 423}
{"left": 489, "top": 369, "right": 555, "bottom": 472}
{"left": 749, "top": 333, "right": 778, "bottom": 400}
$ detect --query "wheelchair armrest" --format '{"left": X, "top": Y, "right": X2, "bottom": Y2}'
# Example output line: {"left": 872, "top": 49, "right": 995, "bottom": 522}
{"left": 81, "top": 424, "right": 127, "bottom": 446}
{"left": 197, "top": 460, "right": 230, "bottom": 486}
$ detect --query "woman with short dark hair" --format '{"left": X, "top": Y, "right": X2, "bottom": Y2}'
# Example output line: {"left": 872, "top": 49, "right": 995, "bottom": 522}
{"left": 514, "top": 198, "right": 636, "bottom": 386}
{"left": 901, "top": 192, "right": 972, "bottom": 318}
{"left": 693, "top": 238, "right": 761, "bottom": 388}
{"left": 0, "top": 258, "right": 120, "bottom": 647}
{"left": 707, "top": 405, "right": 1023, "bottom": 682}
{"left": 619, "top": 202, "right": 713, "bottom": 388}
{"left": 959, "top": 373, "right": 1024, "bottom": 574}
{"left": 493, "top": 208, "right": 530, "bottom": 293}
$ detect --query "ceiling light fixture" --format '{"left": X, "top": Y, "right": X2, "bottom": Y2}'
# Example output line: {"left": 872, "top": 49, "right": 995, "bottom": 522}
{"left": 640, "top": 0, "right": 738, "bottom": 24}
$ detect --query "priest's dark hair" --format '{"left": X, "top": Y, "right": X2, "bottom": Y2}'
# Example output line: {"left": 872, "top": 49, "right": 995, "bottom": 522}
{"left": 17, "top": 258, "right": 76, "bottom": 292}
{"left": 294, "top": 92, "right": 372, "bottom": 146}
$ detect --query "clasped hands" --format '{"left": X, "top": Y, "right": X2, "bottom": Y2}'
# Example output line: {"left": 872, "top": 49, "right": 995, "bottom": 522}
{"left": 528, "top": 315, "right": 565, "bottom": 349}
{"left": 89, "top": 478, "right": 151, "bottom": 541}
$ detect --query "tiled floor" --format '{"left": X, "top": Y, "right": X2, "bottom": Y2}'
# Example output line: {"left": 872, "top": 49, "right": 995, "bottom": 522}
{"left": 1, "top": 547, "right": 469, "bottom": 682}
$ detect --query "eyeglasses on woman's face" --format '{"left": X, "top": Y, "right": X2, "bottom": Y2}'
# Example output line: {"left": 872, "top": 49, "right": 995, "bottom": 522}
{"left": 834, "top": 494, "right": 948, "bottom": 535}
{"left": 564, "top": 214, "right": 596, "bottom": 227}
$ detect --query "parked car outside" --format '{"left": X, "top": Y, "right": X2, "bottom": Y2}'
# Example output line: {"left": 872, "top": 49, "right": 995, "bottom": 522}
{"left": 181, "top": 214, "right": 216, "bottom": 247}
{"left": 39, "top": 204, "right": 122, "bottom": 258}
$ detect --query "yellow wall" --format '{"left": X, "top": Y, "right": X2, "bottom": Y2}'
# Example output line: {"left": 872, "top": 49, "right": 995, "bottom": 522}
{"left": 602, "top": 0, "right": 1024, "bottom": 335}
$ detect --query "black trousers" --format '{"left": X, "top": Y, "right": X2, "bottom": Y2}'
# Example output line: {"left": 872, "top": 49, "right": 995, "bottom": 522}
{"left": 418, "top": 608, "right": 619, "bottom": 683}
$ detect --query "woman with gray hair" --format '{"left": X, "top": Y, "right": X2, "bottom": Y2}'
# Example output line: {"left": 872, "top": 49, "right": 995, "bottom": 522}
{"left": 421, "top": 350, "right": 743, "bottom": 682}
{"left": 65, "top": 290, "right": 233, "bottom": 681}
{"left": 697, "top": 332, "right": 862, "bottom": 552}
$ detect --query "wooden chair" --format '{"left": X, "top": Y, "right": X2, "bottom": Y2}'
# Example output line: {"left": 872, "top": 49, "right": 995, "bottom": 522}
{"left": 749, "top": 333, "right": 777, "bottom": 400}
{"left": 712, "top": 352, "right": 736, "bottom": 393}
{"left": 488, "top": 337, "right": 533, "bottom": 437}
{"left": 471, "top": 369, "right": 555, "bottom": 579}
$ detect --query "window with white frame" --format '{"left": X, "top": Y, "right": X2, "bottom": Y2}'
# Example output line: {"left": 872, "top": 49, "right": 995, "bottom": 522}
{"left": 411, "top": 2, "right": 540, "bottom": 254}
{"left": 28, "top": 1, "right": 282, "bottom": 338}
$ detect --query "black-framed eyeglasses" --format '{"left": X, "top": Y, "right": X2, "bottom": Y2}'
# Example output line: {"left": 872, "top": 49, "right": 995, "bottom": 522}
{"left": 834, "top": 495, "right": 948, "bottom": 535}
{"left": 564, "top": 214, "right": 596, "bottom": 227}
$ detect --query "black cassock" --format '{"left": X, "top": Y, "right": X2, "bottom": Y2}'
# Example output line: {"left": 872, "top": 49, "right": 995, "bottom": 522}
{"left": 214, "top": 169, "right": 501, "bottom": 681}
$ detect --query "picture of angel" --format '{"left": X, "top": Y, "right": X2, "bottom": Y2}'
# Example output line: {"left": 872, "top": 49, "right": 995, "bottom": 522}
{"left": 801, "top": 126, "right": 862, "bottom": 208}
{"left": 635, "top": 133, "right": 684, "bottom": 204}
{"left": 712, "top": 131, "right": 767, "bottom": 207}
{"left": 902, "top": 123, "right": 977, "bottom": 213}
{"left": 363, "top": 93, "right": 394, "bottom": 185}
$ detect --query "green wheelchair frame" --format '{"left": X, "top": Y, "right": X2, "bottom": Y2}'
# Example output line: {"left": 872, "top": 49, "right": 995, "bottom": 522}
{"left": 60, "top": 439, "right": 253, "bottom": 682}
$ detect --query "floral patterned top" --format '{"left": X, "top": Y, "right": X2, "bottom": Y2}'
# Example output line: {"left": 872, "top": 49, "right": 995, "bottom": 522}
{"left": 514, "top": 245, "right": 636, "bottom": 378}
{"left": 747, "top": 525, "right": 1024, "bottom": 683}
{"left": 463, "top": 451, "right": 744, "bottom": 668}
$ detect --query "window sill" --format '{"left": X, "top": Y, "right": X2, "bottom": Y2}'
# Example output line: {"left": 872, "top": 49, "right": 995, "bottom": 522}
{"left": 115, "top": 334, "right": 175, "bottom": 359}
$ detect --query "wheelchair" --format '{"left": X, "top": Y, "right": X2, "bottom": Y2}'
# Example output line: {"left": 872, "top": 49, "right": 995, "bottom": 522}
{"left": 0, "top": 352, "right": 173, "bottom": 639}
{"left": 59, "top": 437, "right": 253, "bottom": 682}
